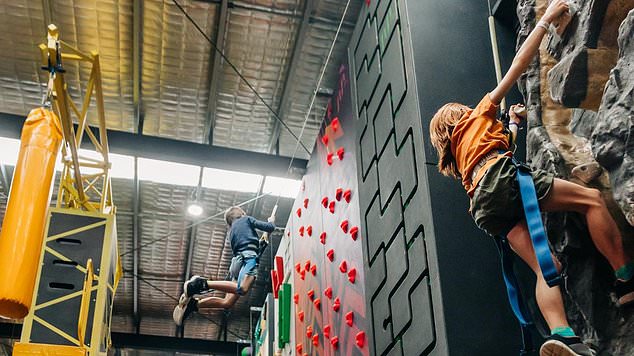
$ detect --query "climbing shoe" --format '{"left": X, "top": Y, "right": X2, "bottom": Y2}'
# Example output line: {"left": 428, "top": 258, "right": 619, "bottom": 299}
{"left": 539, "top": 334, "right": 595, "bottom": 356}
{"left": 184, "top": 275, "right": 208, "bottom": 298}
{"left": 173, "top": 297, "right": 198, "bottom": 326}
{"left": 614, "top": 278, "right": 634, "bottom": 306}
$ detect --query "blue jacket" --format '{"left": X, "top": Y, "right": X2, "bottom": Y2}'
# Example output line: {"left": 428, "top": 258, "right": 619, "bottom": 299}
{"left": 229, "top": 216, "right": 275, "bottom": 255}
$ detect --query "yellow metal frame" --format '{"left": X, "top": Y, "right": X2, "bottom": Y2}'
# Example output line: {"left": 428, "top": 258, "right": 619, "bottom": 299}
{"left": 39, "top": 24, "right": 114, "bottom": 214}
{"left": 18, "top": 208, "right": 118, "bottom": 356}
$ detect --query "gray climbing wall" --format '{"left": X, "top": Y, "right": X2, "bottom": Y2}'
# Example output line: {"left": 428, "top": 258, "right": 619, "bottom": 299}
{"left": 350, "top": 0, "right": 522, "bottom": 355}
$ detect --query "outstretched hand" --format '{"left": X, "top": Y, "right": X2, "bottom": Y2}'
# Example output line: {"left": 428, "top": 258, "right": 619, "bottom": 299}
{"left": 509, "top": 104, "right": 526, "bottom": 125}
{"left": 542, "top": 0, "right": 570, "bottom": 24}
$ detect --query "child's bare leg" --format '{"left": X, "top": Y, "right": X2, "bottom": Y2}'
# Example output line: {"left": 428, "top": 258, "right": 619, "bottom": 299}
{"left": 507, "top": 221, "right": 569, "bottom": 330}
{"left": 540, "top": 178, "right": 629, "bottom": 271}
{"left": 206, "top": 280, "right": 240, "bottom": 294}
{"left": 198, "top": 293, "right": 240, "bottom": 309}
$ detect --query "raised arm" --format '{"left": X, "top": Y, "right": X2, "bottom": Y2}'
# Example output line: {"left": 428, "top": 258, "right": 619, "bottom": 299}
{"left": 489, "top": 0, "right": 570, "bottom": 105}
{"left": 249, "top": 216, "right": 276, "bottom": 233}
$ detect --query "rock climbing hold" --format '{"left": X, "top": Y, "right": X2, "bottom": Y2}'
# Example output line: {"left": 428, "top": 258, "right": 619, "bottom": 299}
{"left": 340, "top": 220, "right": 349, "bottom": 233}
{"left": 320, "top": 232, "right": 327, "bottom": 245}
{"left": 327, "top": 249, "right": 334, "bottom": 261}
{"left": 324, "top": 286, "right": 333, "bottom": 299}
{"left": 345, "top": 311, "right": 354, "bottom": 326}
{"left": 312, "top": 334, "right": 319, "bottom": 346}
{"left": 275, "top": 256, "right": 284, "bottom": 278}
{"left": 306, "top": 326, "right": 313, "bottom": 338}
{"left": 327, "top": 152, "right": 334, "bottom": 166}
{"left": 307, "top": 289, "right": 315, "bottom": 300}
{"left": 298, "top": 310, "right": 304, "bottom": 322}
{"left": 304, "top": 260, "right": 311, "bottom": 272}
{"left": 296, "top": 343, "right": 303, "bottom": 354}
{"left": 350, "top": 226, "right": 359, "bottom": 241}
{"left": 333, "top": 298, "right": 341, "bottom": 312}
{"left": 330, "top": 336, "right": 339, "bottom": 349}
{"left": 310, "top": 264, "right": 317, "bottom": 276}
{"left": 329, "top": 201, "right": 335, "bottom": 214}
{"left": 321, "top": 135, "right": 329, "bottom": 146}
{"left": 355, "top": 331, "right": 365, "bottom": 348}
{"left": 300, "top": 269, "right": 306, "bottom": 280}
{"left": 303, "top": 198, "right": 309, "bottom": 208}
{"left": 323, "top": 325, "right": 331, "bottom": 338}
{"left": 335, "top": 188, "right": 343, "bottom": 201}
{"left": 271, "top": 270, "right": 279, "bottom": 298}
{"left": 296, "top": 208, "right": 302, "bottom": 217}
{"left": 306, "top": 225, "right": 313, "bottom": 236}
{"left": 299, "top": 226, "right": 304, "bottom": 237}
{"left": 343, "top": 189, "right": 352, "bottom": 203}
{"left": 314, "top": 298, "right": 321, "bottom": 310}
{"left": 331, "top": 117, "right": 340, "bottom": 132}
{"left": 294, "top": 293, "right": 299, "bottom": 305}
{"left": 321, "top": 196, "right": 328, "bottom": 208}
{"left": 339, "top": 260, "right": 347, "bottom": 273}
{"left": 348, "top": 268, "right": 357, "bottom": 284}
{"left": 295, "top": 263, "right": 301, "bottom": 273}
{"left": 337, "top": 147, "right": 345, "bottom": 160}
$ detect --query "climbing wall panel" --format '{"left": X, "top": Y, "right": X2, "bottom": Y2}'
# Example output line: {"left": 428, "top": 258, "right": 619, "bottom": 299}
{"left": 276, "top": 55, "right": 369, "bottom": 355}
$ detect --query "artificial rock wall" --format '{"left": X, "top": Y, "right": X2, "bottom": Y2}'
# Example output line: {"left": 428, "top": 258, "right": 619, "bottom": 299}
{"left": 517, "top": 0, "right": 634, "bottom": 353}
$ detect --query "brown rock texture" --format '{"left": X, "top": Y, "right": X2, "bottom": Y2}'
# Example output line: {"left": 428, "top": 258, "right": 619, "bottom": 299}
{"left": 516, "top": 0, "right": 634, "bottom": 354}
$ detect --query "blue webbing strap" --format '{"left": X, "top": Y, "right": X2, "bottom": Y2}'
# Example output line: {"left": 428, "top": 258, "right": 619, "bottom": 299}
{"left": 514, "top": 160, "right": 561, "bottom": 288}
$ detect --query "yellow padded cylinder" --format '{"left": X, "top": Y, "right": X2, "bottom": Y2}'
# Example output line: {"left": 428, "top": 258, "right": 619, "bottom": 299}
{"left": 0, "top": 107, "right": 62, "bottom": 319}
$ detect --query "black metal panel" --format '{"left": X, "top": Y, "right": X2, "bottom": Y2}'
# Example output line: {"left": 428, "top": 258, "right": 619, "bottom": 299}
{"left": 0, "top": 112, "right": 307, "bottom": 178}
{"left": 350, "top": 0, "right": 438, "bottom": 354}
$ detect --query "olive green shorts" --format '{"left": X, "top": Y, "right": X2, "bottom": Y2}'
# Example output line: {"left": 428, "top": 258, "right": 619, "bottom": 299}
{"left": 470, "top": 156, "right": 554, "bottom": 237}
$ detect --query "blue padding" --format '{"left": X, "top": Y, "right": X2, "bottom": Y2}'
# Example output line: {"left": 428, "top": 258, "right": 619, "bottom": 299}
{"left": 515, "top": 164, "right": 561, "bottom": 288}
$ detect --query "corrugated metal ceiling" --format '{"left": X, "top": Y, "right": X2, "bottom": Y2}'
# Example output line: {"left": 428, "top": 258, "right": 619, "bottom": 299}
{"left": 0, "top": 0, "right": 363, "bottom": 343}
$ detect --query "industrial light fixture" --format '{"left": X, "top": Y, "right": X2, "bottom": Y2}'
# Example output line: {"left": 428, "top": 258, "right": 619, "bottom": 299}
{"left": 187, "top": 202, "right": 203, "bottom": 217}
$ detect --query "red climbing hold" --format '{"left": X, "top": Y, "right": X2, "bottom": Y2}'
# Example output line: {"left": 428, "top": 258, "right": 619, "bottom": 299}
{"left": 355, "top": 331, "right": 366, "bottom": 348}
{"left": 296, "top": 208, "right": 302, "bottom": 217}
{"left": 350, "top": 226, "right": 359, "bottom": 241}
{"left": 314, "top": 298, "right": 321, "bottom": 310}
{"left": 320, "top": 232, "right": 327, "bottom": 245}
{"left": 312, "top": 334, "right": 319, "bottom": 346}
{"left": 340, "top": 220, "right": 349, "bottom": 233}
{"left": 307, "top": 289, "right": 315, "bottom": 301}
{"left": 343, "top": 189, "right": 352, "bottom": 203}
{"left": 306, "top": 326, "right": 313, "bottom": 338}
{"left": 321, "top": 197, "right": 328, "bottom": 208}
{"left": 337, "top": 147, "right": 345, "bottom": 160}
{"left": 304, "top": 260, "right": 311, "bottom": 272}
{"left": 271, "top": 270, "right": 279, "bottom": 298}
{"left": 323, "top": 325, "right": 331, "bottom": 338}
{"left": 294, "top": 293, "right": 299, "bottom": 305}
{"left": 321, "top": 135, "right": 329, "bottom": 146}
{"left": 339, "top": 260, "right": 347, "bottom": 273}
{"left": 310, "top": 264, "right": 317, "bottom": 276}
{"left": 296, "top": 343, "right": 303, "bottom": 354}
{"left": 327, "top": 152, "right": 334, "bottom": 165}
{"left": 330, "top": 336, "right": 339, "bottom": 349}
{"left": 333, "top": 298, "right": 341, "bottom": 312}
{"left": 345, "top": 311, "right": 354, "bottom": 326}
{"left": 365, "top": 0, "right": 370, "bottom": 6}
{"left": 324, "top": 286, "right": 333, "bottom": 299}
{"left": 329, "top": 201, "right": 335, "bottom": 214}
{"left": 327, "top": 249, "right": 334, "bottom": 261}
{"left": 287, "top": 230, "right": 291, "bottom": 237}
{"left": 299, "top": 226, "right": 304, "bottom": 236}
{"left": 298, "top": 310, "right": 304, "bottom": 322}
{"left": 300, "top": 269, "right": 306, "bottom": 280}
{"left": 303, "top": 198, "right": 309, "bottom": 208}
{"left": 331, "top": 117, "right": 340, "bottom": 132}
{"left": 348, "top": 268, "right": 357, "bottom": 284}
{"left": 295, "top": 263, "right": 301, "bottom": 273}
{"left": 306, "top": 225, "right": 312, "bottom": 236}
{"left": 335, "top": 188, "right": 343, "bottom": 201}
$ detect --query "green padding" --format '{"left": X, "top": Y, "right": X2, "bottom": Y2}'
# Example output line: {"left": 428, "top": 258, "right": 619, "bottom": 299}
{"left": 278, "top": 284, "right": 291, "bottom": 348}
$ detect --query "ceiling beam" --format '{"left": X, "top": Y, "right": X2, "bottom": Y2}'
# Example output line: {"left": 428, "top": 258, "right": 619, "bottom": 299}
{"left": 0, "top": 113, "right": 307, "bottom": 178}
{"left": 267, "top": 0, "right": 316, "bottom": 154}
{"left": 0, "top": 323, "right": 247, "bottom": 355}
{"left": 205, "top": 0, "right": 230, "bottom": 145}
{"left": 133, "top": 0, "right": 145, "bottom": 134}
{"left": 132, "top": 157, "right": 141, "bottom": 334}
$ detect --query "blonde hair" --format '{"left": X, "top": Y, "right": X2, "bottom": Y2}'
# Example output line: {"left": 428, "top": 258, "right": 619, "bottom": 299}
{"left": 429, "top": 103, "right": 470, "bottom": 179}
{"left": 224, "top": 206, "right": 246, "bottom": 226}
